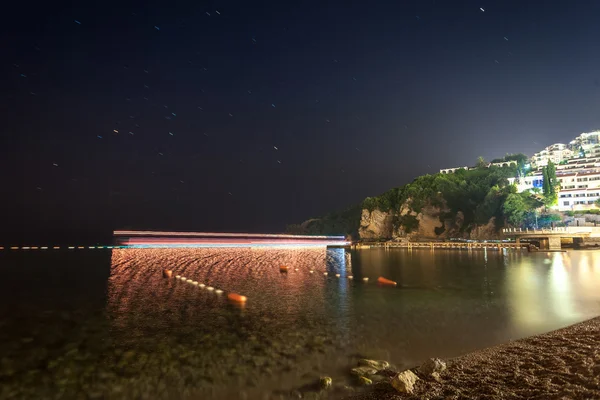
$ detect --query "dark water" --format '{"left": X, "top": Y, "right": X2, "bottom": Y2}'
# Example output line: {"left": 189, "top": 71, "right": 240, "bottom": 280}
{"left": 1, "top": 247, "right": 600, "bottom": 399}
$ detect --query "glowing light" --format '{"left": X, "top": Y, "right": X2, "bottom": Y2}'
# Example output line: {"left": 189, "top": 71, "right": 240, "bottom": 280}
{"left": 114, "top": 230, "right": 345, "bottom": 240}
{"left": 53, "top": 247, "right": 60, "bottom": 249}
{"left": 31, "top": 247, "right": 39, "bottom": 250}
{"left": 22, "top": 247, "right": 30, "bottom": 250}
{"left": 10, "top": 247, "right": 19, "bottom": 250}
{"left": 77, "top": 246, "right": 84, "bottom": 249}
{"left": 68, "top": 246, "right": 75, "bottom": 249}
{"left": 41, "top": 247, "right": 48, "bottom": 250}
{"left": 89, "top": 246, "right": 96, "bottom": 249}
{"left": 113, "top": 229, "right": 350, "bottom": 248}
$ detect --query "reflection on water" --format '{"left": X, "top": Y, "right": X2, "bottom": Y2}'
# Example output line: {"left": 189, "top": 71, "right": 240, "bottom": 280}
{"left": 0, "top": 248, "right": 600, "bottom": 399}
{"left": 504, "top": 252, "right": 600, "bottom": 336}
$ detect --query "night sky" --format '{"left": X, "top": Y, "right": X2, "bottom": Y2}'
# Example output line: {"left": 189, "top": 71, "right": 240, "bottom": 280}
{"left": 2, "top": 1, "right": 600, "bottom": 242}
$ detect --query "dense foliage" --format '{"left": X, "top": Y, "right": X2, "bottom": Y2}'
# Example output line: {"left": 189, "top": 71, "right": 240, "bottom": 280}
{"left": 363, "top": 165, "right": 521, "bottom": 232}
{"left": 289, "top": 158, "right": 547, "bottom": 238}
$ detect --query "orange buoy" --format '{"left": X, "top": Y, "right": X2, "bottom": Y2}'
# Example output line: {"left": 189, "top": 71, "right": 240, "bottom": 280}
{"left": 162, "top": 269, "right": 173, "bottom": 278}
{"left": 377, "top": 276, "right": 397, "bottom": 286}
{"left": 280, "top": 265, "right": 289, "bottom": 273}
{"left": 227, "top": 293, "right": 247, "bottom": 303}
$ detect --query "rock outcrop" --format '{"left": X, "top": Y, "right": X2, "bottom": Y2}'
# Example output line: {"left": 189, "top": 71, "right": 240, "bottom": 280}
{"left": 359, "top": 209, "right": 394, "bottom": 239}
{"left": 356, "top": 203, "right": 501, "bottom": 241}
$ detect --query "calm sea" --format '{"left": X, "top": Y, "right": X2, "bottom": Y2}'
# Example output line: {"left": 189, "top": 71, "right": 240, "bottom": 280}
{"left": 1, "top": 247, "right": 599, "bottom": 399}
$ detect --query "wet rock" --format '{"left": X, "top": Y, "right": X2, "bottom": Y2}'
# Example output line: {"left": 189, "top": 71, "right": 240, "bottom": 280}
{"left": 391, "top": 370, "right": 419, "bottom": 394}
{"left": 419, "top": 358, "right": 446, "bottom": 376}
{"left": 350, "top": 366, "right": 377, "bottom": 377}
{"left": 358, "top": 376, "right": 372, "bottom": 386}
{"left": 319, "top": 376, "right": 332, "bottom": 389}
{"left": 358, "top": 359, "right": 389, "bottom": 371}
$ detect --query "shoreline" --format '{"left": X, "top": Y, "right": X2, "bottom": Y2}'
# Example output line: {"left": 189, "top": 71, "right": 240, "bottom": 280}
{"left": 348, "top": 317, "right": 600, "bottom": 399}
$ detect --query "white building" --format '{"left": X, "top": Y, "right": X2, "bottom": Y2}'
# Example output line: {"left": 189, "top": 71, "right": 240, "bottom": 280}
{"left": 508, "top": 170, "right": 600, "bottom": 212}
{"left": 440, "top": 166, "right": 468, "bottom": 174}
{"left": 556, "top": 156, "right": 600, "bottom": 174}
{"left": 558, "top": 188, "right": 600, "bottom": 211}
{"left": 439, "top": 160, "right": 516, "bottom": 174}
{"left": 507, "top": 175, "right": 544, "bottom": 193}
{"left": 489, "top": 160, "right": 517, "bottom": 168}
{"left": 530, "top": 143, "right": 573, "bottom": 168}
{"left": 568, "top": 131, "right": 600, "bottom": 159}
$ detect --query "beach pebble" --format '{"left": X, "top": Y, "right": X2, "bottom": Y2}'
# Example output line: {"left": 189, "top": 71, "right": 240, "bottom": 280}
{"left": 391, "top": 370, "right": 419, "bottom": 394}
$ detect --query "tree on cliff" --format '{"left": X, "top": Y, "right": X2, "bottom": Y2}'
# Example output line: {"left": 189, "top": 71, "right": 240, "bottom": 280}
{"left": 542, "top": 161, "right": 558, "bottom": 207}
{"left": 503, "top": 193, "right": 528, "bottom": 226}
{"left": 476, "top": 156, "right": 487, "bottom": 168}
{"left": 503, "top": 192, "right": 543, "bottom": 227}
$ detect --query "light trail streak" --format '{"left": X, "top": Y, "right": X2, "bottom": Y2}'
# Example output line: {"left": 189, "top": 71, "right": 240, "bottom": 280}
{"left": 114, "top": 230, "right": 345, "bottom": 240}
{"left": 113, "top": 230, "right": 349, "bottom": 248}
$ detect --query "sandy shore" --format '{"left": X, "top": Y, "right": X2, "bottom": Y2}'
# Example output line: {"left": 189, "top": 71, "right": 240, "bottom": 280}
{"left": 350, "top": 317, "right": 600, "bottom": 399}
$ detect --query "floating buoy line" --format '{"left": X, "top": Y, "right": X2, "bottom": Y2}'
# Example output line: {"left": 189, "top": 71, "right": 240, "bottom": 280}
{"left": 167, "top": 270, "right": 247, "bottom": 304}
{"left": 278, "top": 267, "right": 395, "bottom": 288}
{"left": 1, "top": 245, "right": 124, "bottom": 251}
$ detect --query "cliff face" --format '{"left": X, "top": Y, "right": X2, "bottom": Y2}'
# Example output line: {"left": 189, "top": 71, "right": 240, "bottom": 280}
{"left": 357, "top": 203, "right": 499, "bottom": 241}
{"left": 358, "top": 209, "right": 394, "bottom": 239}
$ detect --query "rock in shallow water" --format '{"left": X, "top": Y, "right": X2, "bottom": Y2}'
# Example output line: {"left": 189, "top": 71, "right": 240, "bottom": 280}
{"left": 350, "top": 366, "right": 378, "bottom": 377}
{"left": 391, "top": 370, "right": 419, "bottom": 394}
{"left": 319, "top": 376, "right": 332, "bottom": 389}
{"left": 358, "top": 376, "right": 372, "bottom": 386}
{"left": 358, "top": 359, "right": 390, "bottom": 371}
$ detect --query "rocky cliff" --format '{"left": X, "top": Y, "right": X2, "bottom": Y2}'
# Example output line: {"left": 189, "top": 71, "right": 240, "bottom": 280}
{"left": 289, "top": 165, "right": 522, "bottom": 241}
{"left": 357, "top": 203, "right": 500, "bottom": 241}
